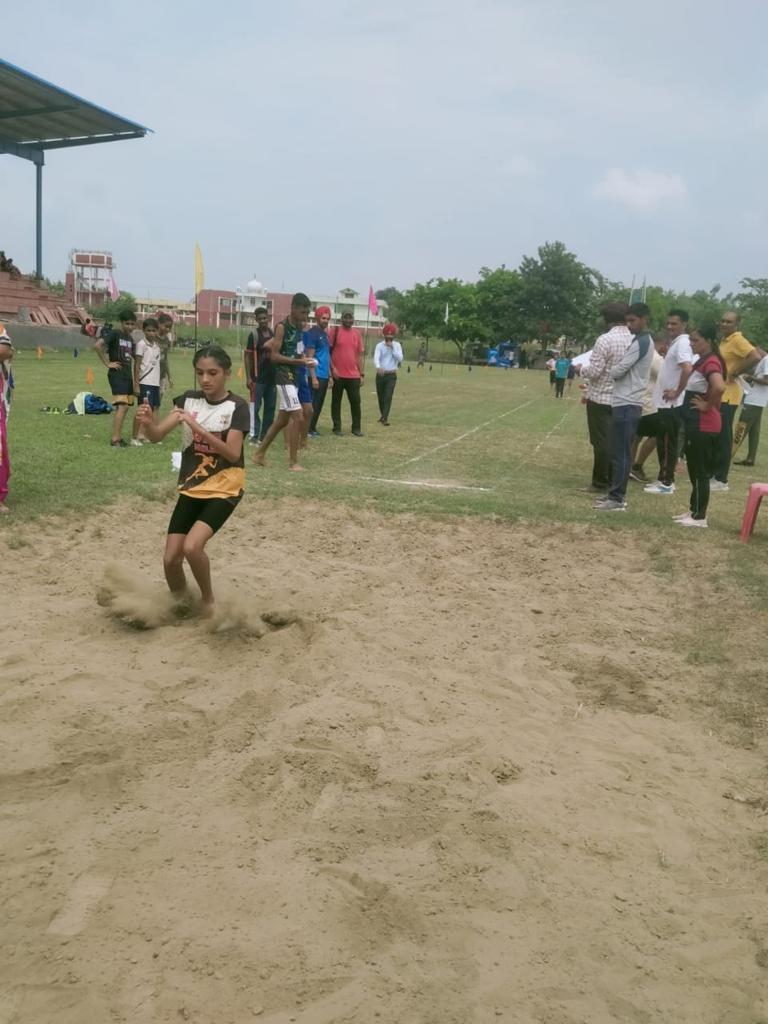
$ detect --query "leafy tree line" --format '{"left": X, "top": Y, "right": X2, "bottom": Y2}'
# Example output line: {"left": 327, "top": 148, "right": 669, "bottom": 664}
{"left": 377, "top": 242, "right": 768, "bottom": 357}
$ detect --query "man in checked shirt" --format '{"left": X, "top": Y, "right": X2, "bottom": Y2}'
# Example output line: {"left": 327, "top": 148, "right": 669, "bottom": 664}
{"left": 575, "top": 302, "right": 632, "bottom": 493}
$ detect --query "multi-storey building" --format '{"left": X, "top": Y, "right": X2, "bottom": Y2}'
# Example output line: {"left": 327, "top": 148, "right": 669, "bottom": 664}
{"left": 65, "top": 249, "right": 114, "bottom": 308}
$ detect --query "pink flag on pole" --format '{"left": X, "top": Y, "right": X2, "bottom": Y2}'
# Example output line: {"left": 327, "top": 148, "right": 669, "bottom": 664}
{"left": 108, "top": 274, "right": 120, "bottom": 301}
{"left": 368, "top": 286, "right": 378, "bottom": 316}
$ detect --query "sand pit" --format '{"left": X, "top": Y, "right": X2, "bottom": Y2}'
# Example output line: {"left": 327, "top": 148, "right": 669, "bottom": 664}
{"left": 1, "top": 498, "right": 767, "bottom": 1024}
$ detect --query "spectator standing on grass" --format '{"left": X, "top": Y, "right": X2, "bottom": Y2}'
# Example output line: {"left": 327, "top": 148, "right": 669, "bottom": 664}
{"left": 304, "top": 306, "right": 332, "bottom": 437}
{"left": 672, "top": 323, "right": 726, "bottom": 528}
{"left": 711, "top": 311, "right": 762, "bottom": 491}
{"left": 733, "top": 350, "right": 768, "bottom": 467}
{"left": 374, "top": 322, "right": 404, "bottom": 425}
{"left": 566, "top": 357, "right": 576, "bottom": 393}
{"left": 94, "top": 309, "right": 137, "bottom": 448}
{"left": 546, "top": 355, "right": 557, "bottom": 391}
{"left": 594, "top": 303, "right": 654, "bottom": 513}
{"left": 0, "top": 323, "right": 15, "bottom": 513}
{"left": 576, "top": 302, "right": 631, "bottom": 493}
{"left": 131, "top": 318, "right": 162, "bottom": 445}
{"left": 330, "top": 310, "right": 365, "bottom": 437}
{"left": 629, "top": 333, "right": 667, "bottom": 483}
{"left": 156, "top": 313, "right": 174, "bottom": 399}
{"left": 643, "top": 309, "right": 693, "bottom": 496}
{"left": 243, "top": 307, "right": 275, "bottom": 444}
{"left": 253, "top": 293, "right": 315, "bottom": 470}
{"left": 554, "top": 353, "right": 570, "bottom": 398}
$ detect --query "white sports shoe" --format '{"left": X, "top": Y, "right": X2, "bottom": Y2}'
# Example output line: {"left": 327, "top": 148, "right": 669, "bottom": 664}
{"left": 672, "top": 512, "right": 691, "bottom": 520}
{"left": 709, "top": 480, "right": 730, "bottom": 492}
{"left": 644, "top": 481, "right": 675, "bottom": 494}
{"left": 676, "top": 514, "right": 708, "bottom": 528}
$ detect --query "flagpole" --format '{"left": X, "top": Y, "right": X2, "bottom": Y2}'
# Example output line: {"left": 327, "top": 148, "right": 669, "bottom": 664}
{"left": 192, "top": 290, "right": 198, "bottom": 387}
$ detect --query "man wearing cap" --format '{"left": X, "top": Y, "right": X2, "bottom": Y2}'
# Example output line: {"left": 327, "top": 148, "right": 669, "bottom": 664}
{"left": 373, "top": 323, "right": 404, "bottom": 426}
{"left": 330, "top": 310, "right": 365, "bottom": 436}
{"left": 304, "top": 306, "right": 332, "bottom": 437}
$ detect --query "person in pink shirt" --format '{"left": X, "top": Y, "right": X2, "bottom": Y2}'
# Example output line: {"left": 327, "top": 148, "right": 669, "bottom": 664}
{"left": 330, "top": 311, "right": 365, "bottom": 436}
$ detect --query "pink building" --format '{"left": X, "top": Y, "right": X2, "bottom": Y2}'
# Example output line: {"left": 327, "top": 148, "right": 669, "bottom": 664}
{"left": 196, "top": 289, "right": 238, "bottom": 328}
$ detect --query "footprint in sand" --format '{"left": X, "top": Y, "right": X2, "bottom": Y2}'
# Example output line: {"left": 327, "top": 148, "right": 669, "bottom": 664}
{"left": 0, "top": 988, "right": 23, "bottom": 1024}
{"left": 47, "top": 873, "right": 113, "bottom": 936}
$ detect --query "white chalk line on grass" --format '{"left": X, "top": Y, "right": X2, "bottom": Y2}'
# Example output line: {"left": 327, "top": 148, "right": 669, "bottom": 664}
{"left": 529, "top": 408, "right": 572, "bottom": 458}
{"left": 360, "top": 477, "right": 493, "bottom": 492}
{"left": 398, "top": 398, "right": 536, "bottom": 468}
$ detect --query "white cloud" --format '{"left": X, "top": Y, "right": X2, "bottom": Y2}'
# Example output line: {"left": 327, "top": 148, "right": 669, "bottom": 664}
{"left": 593, "top": 169, "right": 688, "bottom": 212}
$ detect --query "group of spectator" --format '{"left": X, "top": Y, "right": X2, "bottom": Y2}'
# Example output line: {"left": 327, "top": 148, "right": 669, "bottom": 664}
{"left": 0, "top": 251, "right": 22, "bottom": 280}
{"left": 93, "top": 309, "right": 174, "bottom": 447}
{"left": 577, "top": 303, "right": 766, "bottom": 526}
{"left": 245, "top": 294, "right": 404, "bottom": 471}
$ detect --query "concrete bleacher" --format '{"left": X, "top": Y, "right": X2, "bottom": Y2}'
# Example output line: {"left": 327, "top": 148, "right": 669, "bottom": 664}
{"left": 0, "top": 270, "right": 87, "bottom": 328}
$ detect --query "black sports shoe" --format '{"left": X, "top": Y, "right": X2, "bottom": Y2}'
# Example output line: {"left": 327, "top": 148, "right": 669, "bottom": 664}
{"left": 110, "top": 439, "right": 127, "bottom": 448}
{"left": 332, "top": 429, "right": 343, "bottom": 436}
{"left": 352, "top": 430, "right": 364, "bottom": 437}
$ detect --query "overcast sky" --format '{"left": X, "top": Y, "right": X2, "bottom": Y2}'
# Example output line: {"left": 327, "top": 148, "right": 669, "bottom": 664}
{"left": 2, "top": 0, "right": 766, "bottom": 301}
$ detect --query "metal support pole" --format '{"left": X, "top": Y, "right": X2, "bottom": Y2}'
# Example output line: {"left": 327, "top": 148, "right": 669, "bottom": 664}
{"left": 35, "top": 156, "right": 44, "bottom": 279}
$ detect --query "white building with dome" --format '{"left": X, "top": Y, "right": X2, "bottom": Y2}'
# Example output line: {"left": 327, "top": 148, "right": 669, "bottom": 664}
{"left": 235, "top": 276, "right": 271, "bottom": 327}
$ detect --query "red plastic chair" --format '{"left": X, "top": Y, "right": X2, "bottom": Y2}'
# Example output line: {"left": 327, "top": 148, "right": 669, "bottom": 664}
{"left": 739, "top": 482, "right": 768, "bottom": 542}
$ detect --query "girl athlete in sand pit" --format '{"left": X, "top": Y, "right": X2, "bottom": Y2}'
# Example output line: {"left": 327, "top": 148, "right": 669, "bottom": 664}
{"left": 137, "top": 345, "right": 249, "bottom": 613}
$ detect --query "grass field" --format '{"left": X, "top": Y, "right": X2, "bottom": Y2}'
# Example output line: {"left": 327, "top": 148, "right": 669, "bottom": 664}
{"left": 4, "top": 346, "right": 768, "bottom": 1024}
{"left": 3, "top": 344, "right": 768, "bottom": 601}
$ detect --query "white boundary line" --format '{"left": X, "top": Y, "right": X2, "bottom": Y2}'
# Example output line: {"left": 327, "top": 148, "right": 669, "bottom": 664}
{"left": 530, "top": 408, "right": 571, "bottom": 457}
{"left": 398, "top": 398, "right": 536, "bottom": 467}
{"left": 361, "top": 477, "right": 493, "bottom": 492}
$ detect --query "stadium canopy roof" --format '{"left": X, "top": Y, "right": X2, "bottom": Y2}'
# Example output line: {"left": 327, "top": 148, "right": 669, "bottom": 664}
{"left": 0, "top": 58, "right": 150, "bottom": 278}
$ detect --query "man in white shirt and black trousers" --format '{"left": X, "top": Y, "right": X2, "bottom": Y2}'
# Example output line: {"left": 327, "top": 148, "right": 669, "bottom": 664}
{"left": 374, "top": 323, "right": 404, "bottom": 425}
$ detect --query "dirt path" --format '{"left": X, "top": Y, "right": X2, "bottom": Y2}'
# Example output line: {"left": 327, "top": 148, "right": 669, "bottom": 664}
{"left": 1, "top": 499, "right": 767, "bottom": 1024}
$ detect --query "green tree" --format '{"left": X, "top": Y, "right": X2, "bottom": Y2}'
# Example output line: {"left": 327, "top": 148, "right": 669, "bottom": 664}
{"left": 475, "top": 266, "right": 523, "bottom": 343}
{"left": 399, "top": 278, "right": 485, "bottom": 358}
{"left": 375, "top": 286, "right": 405, "bottom": 324}
{"left": 735, "top": 279, "right": 768, "bottom": 344}
{"left": 86, "top": 291, "right": 137, "bottom": 321}
{"left": 42, "top": 277, "right": 66, "bottom": 297}
{"left": 674, "top": 285, "right": 732, "bottom": 329}
{"left": 516, "top": 241, "right": 601, "bottom": 345}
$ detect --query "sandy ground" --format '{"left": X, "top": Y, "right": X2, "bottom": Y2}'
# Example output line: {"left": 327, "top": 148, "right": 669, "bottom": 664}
{"left": 1, "top": 497, "right": 767, "bottom": 1024}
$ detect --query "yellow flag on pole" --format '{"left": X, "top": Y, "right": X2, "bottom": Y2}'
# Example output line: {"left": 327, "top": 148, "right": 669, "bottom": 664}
{"left": 194, "top": 242, "right": 205, "bottom": 295}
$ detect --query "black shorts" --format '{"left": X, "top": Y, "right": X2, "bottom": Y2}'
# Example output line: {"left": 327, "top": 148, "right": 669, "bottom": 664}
{"left": 637, "top": 412, "right": 662, "bottom": 438}
{"left": 138, "top": 384, "right": 161, "bottom": 409}
{"left": 107, "top": 370, "right": 135, "bottom": 405}
{"left": 167, "top": 494, "right": 238, "bottom": 536}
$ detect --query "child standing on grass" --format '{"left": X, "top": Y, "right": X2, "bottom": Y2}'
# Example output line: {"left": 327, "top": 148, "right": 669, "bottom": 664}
{"left": 253, "top": 293, "right": 316, "bottom": 471}
{"left": 132, "top": 318, "right": 162, "bottom": 445}
{"left": 94, "top": 309, "right": 137, "bottom": 447}
{"left": 0, "top": 323, "right": 15, "bottom": 514}
{"left": 156, "top": 313, "right": 175, "bottom": 399}
{"left": 136, "top": 345, "right": 249, "bottom": 614}
{"left": 554, "top": 352, "right": 570, "bottom": 398}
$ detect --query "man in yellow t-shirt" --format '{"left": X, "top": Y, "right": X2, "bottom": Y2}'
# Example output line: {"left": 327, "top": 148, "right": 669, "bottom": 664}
{"left": 712, "top": 311, "right": 761, "bottom": 490}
